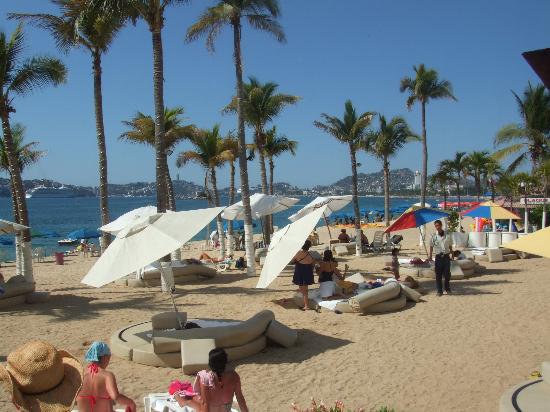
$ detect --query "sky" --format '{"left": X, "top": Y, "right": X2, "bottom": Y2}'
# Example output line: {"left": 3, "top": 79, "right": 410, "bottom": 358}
{"left": 0, "top": 0, "right": 549, "bottom": 189}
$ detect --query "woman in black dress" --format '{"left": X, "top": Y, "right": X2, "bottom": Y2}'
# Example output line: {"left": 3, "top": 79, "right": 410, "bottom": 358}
{"left": 292, "top": 240, "right": 316, "bottom": 310}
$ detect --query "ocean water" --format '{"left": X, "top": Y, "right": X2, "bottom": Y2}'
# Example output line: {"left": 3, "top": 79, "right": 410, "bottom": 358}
{"left": 0, "top": 195, "right": 439, "bottom": 260}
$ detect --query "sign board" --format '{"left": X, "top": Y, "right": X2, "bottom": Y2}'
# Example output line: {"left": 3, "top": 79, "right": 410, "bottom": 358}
{"left": 525, "top": 198, "right": 550, "bottom": 204}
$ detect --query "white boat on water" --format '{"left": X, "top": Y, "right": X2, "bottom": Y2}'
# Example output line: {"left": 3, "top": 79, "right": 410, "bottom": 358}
{"left": 25, "top": 185, "right": 78, "bottom": 199}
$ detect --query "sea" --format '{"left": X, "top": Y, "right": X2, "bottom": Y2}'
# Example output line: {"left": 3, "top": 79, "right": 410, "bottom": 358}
{"left": 0, "top": 195, "right": 442, "bottom": 261}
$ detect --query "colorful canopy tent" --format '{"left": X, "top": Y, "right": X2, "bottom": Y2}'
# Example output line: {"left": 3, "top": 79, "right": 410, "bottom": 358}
{"left": 67, "top": 228, "right": 101, "bottom": 240}
{"left": 257, "top": 205, "right": 327, "bottom": 289}
{"left": 385, "top": 206, "right": 450, "bottom": 255}
{"left": 100, "top": 205, "right": 157, "bottom": 235}
{"left": 288, "top": 195, "right": 352, "bottom": 239}
{"left": 222, "top": 193, "right": 299, "bottom": 221}
{"left": 461, "top": 201, "right": 520, "bottom": 232}
{"left": 82, "top": 207, "right": 224, "bottom": 288}
{"left": 502, "top": 227, "right": 550, "bottom": 258}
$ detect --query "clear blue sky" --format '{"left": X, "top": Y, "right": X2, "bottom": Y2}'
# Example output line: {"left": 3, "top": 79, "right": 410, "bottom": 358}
{"left": 0, "top": 0, "right": 548, "bottom": 189}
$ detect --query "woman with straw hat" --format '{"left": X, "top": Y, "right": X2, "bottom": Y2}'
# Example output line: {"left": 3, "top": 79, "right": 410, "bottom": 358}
{"left": 0, "top": 340, "right": 83, "bottom": 412}
{"left": 76, "top": 341, "right": 136, "bottom": 412}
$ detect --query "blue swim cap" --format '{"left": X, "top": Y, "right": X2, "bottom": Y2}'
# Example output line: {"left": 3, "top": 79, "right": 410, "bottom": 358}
{"left": 85, "top": 341, "right": 111, "bottom": 362}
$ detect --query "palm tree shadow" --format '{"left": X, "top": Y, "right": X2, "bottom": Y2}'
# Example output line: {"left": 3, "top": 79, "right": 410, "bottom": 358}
{"left": 418, "top": 278, "right": 515, "bottom": 296}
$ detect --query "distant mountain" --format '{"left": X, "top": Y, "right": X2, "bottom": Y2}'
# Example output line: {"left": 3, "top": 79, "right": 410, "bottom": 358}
{"left": 0, "top": 178, "right": 96, "bottom": 197}
{"left": 312, "top": 168, "right": 416, "bottom": 195}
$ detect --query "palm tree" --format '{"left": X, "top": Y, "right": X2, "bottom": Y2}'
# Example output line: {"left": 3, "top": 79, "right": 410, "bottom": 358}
{"left": 400, "top": 64, "right": 457, "bottom": 207}
{"left": 120, "top": 107, "right": 196, "bottom": 210}
{"left": 176, "top": 125, "right": 232, "bottom": 258}
{"left": 364, "top": 115, "right": 418, "bottom": 226}
{"left": 186, "top": 0, "right": 285, "bottom": 275}
{"left": 431, "top": 164, "right": 453, "bottom": 210}
{"left": 262, "top": 126, "right": 297, "bottom": 195}
{"left": 11, "top": 0, "right": 124, "bottom": 251}
{"left": 535, "top": 159, "right": 550, "bottom": 229}
{"left": 314, "top": 100, "right": 374, "bottom": 256}
{"left": 0, "top": 124, "right": 45, "bottom": 222}
{"left": 440, "top": 151, "right": 469, "bottom": 211}
{"left": 224, "top": 77, "right": 299, "bottom": 244}
{"left": 465, "top": 151, "right": 491, "bottom": 201}
{"left": 88, "top": 0, "right": 190, "bottom": 214}
{"left": 494, "top": 83, "right": 550, "bottom": 172}
{"left": 223, "top": 134, "right": 239, "bottom": 254}
{"left": 484, "top": 158, "right": 503, "bottom": 202}
{"left": 224, "top": 76, "right": 299, "bottom": 194}
{"left": 0, "top": 25, "right": 67, "bottom": 282}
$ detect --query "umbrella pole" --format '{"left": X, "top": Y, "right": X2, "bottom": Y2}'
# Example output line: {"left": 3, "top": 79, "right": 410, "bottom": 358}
{"left": 168, "top": 288, "right": 185, "bottom": 329}
{"left": 419, "top": 227, "right": 429, "bottom": 257}
{"left": 323, "top": 213, "right": 332, "bottom": 239}
{"left": 259, "top": 219, "right": 267, "bottom": 247}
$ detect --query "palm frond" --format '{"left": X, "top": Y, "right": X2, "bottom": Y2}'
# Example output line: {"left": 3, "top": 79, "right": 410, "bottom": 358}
{"left": 8, "top": 56, "right": 67, "bottom": 95}
{"left": 185, "top": 4, "right": 230, "bottom": 52}
{"left": 245, "top": 14, "right": 286, "bottom": 42}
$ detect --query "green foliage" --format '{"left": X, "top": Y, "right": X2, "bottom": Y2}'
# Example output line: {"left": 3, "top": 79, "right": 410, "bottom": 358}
{"left": 529, "top": 205, "right": 549, "bottom": 226}
{"left": 363, "top": 115, "right": 419, "bottom": 161}
{"left": 448, "top": 210, "right": 460, "bottom": 232}
{"left": 0, "top": 123, "right": 45, "bottom": 172}
{"left": 400, "top": 63, "right": 457, "bottom": 108}
{"left": 290, "top": 399, "right": 394, "bottom": 412}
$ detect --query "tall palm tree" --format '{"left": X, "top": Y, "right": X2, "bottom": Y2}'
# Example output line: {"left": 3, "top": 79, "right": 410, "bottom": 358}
{"left": 262, "top": 126, "right": 297, "bottom": 196}
{"left": 0, "top": 124, "right": 45, "bottom": 222}
{"left": 314, "top": 100, "right": 374, "bottom": 256}
{"left": 535, "top": 159, "right": 550, "bottom": 229}
{"left": 224, "top": 76, "right": 299, "bottom": 194}
{"left": 431, "top": 164, "right": 453, "bottom": 210}
{"left": 177, "top": 125, "right": 231, "bottom": 257}
{"left": 11, "top": 0, "right": 124, "bottom": 251}
{"left": 120, "top": 107, "right": 196, "bottom": 210}
{"left": 186, "top": 0, "right": 285, "bottom": 274}
{"left": 496, "top": 172, "right": 520, "bottom": 210}
{"left": 494, "top": 82, "right": 550, "bottom": 172}
{"left": 224, "top": 77, "right": 299, "bottom": 244}
{"left": 364, "top": 115, "right": 418, "bottom": 226}
{"left": 465, "top": 151, "right": 491, "bottom": 201}
{"left": 223, "top": 134, "right": 239, "bottom": 254}
{"left": 400, "top": 64, "right": 457, "bottom": 207}
{"left": 0, "top": 25, "right": 67, "bottom": 282}
{"left": 88, "top": 0, "right": 189, "bottom": 214}
{"left": 484, "top": 158, "right": 503, "bottom": 202}
{"left": 440, "top": 151, "right": 469, "bottom": 211}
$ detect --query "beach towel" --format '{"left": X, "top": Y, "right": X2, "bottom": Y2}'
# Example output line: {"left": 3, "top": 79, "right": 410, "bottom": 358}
{"left": 318, "top": 299, "right": 345, "bottom": 312}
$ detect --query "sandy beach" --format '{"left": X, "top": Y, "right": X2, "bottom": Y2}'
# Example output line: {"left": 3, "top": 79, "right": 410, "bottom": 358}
{"left": 1, "top": 224, "right": 549, "bottom": 412}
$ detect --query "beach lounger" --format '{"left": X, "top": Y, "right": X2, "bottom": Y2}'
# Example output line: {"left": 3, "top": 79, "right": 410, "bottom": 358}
{"left": 144, "top": 393, "right": 240, "bottom": 412}
{"left": 370, "top": 231, "right": 389, "bottom": 253}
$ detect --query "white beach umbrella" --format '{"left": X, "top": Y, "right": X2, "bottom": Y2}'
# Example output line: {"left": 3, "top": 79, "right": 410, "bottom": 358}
{"left": 0, "top": 219, "right": 28, "bottom": 234}
{"left": 82, "top": 207, "right": 224, "bottom": 287}
{"left": 222, "top": 193, "right": 299, "bottom": 221}
{"left": 288, "top": 195, "right": 352, "bottom": 222}
{"left": 99, "top": 205, "right": 158, "bottom": 234}
{"left": 256, "top": 205, "right": 327, "bottom": 289}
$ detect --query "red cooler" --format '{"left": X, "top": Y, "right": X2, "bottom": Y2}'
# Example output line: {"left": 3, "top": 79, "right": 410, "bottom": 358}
{"left": 54, "top": 252, "right": 64, "bottom": 265}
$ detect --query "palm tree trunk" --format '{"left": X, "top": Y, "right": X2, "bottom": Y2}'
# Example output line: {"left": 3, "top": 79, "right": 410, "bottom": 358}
{"left": 227, "top": 161, "right": 235, "bottom": 255}
{"left": 420, "top": 101, "right": 428, "bottom": 207}
{"left": 542, "top": 175, "right": 548, "bottom": 229}
{"left": 0, "top": 109, "right": 33, "bottom": 282}
{"left": 475, "top": 175, "right": 481, "bottom": 202}
{"left": 9, "top": 174, "right": 22, "bottom": 278}
{"left": 383, "top": 158, "right": 390, "bottom": 227}
{"left": 233, "top": 19, "right": 255, "bottom": 275}
{"left": 165, "top": 164, "right": 176, "bottom": 211}
{"left": 257, "top": 137, "right": 270, "bottom": 245}
{"left": 92, "top": 51, "right": 111, "bottom": 253}
{"left": 151, "top": 29, "right": 167, "bottom": 214}
{"left": 268, "top": 157, "right": 275, "bottom": 234}
{"left": 349, "top": 144, "right": 361, "bottom": 256}
{"left": 491, "top": 181, "right": 496, "bottom": 202}
{"left": 210, "top": 167, "right": 226, "bottom": 258}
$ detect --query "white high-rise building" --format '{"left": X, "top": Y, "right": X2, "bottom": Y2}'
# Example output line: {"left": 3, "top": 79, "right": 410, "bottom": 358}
{"left": 414, "top": 171, "right": 421, "bottom": 189}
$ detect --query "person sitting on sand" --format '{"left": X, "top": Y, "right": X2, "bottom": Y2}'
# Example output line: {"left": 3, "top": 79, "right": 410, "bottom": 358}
{"left": 317, "top": 250, "right": 348, "bottom": 300}
{"left": 176, "top": 348, "right": 248, "bottom": 412}
{"left": 452, "top": 250, "right": 466, "bottom": 260}
{"left": 198, "top": 252, "right": 233, "bottom": 264}
{"left": 292, "top": 240, "right": 317, "bottom": 311}
{"left": 338, "top": 229, "right": 350, "bottom": 243}
{"left": 76, "top": 341, "right": 136, "bottom": 412}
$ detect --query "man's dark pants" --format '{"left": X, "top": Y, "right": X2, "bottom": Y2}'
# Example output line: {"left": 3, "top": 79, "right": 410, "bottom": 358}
{"left": 435, "top": 254, "right": 451, "bottom": 294}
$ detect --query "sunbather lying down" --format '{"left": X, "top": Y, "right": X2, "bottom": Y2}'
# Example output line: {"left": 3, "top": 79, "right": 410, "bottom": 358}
{"left": 198, "top": 252, "right": 233, "bottom": 264}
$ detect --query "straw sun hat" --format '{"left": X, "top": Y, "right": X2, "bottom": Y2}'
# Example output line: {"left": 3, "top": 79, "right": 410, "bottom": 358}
{"left": 0, "top": 340, "right": 83, "bottom": 412}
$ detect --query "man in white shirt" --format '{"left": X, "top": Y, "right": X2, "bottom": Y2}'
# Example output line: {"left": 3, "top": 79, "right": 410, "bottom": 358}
{"left": 428, "top": 219, "right": 453, "bottom": 296}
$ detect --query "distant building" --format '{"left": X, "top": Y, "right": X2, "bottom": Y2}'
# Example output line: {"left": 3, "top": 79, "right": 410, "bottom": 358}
{"left": 414, "top": 171, "right": 421, "bottom": 189}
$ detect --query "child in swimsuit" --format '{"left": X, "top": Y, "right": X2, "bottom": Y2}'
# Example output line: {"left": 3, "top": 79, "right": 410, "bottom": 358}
{"left": 76, "top": 342, "right": 136, "bottom": 412}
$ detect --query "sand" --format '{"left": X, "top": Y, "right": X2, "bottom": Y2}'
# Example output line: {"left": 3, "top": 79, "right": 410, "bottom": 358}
{"left": 1, "top": 224, "right": 549, "bottom": 412}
